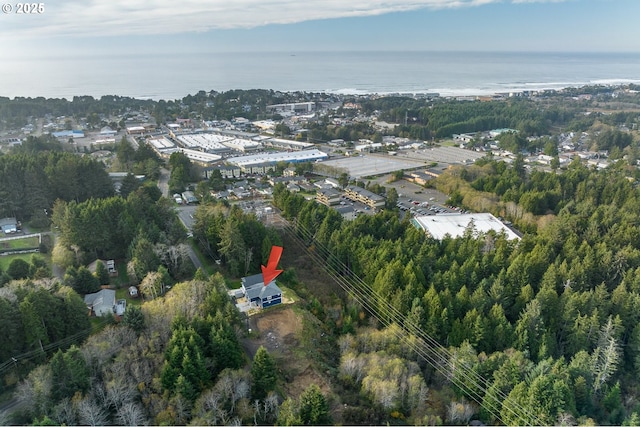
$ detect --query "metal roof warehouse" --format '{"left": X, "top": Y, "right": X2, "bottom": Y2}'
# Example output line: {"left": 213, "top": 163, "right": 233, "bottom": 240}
{"left": 227, "top": 149, "right": 328, "bottom": 168}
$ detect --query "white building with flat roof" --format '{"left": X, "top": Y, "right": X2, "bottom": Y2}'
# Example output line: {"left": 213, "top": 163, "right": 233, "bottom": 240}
{"left": 177, "top": 133, "right": 231, "bottom": 153}
{"left": 412, "top": 213, "right": 520, "bottom": 241}
{"left": 172, "top": 148, "right": 222, "bottom": 165}
{"left": 148, "top": 136, "right": 175, "bottom": 150}
{"left": 262, "top": 138, "right": 315, "bottom": 151}
{"left": 222, "top": 138, "right": 261, "bottom": 152}
{"left": 227, "top": 149, "right": 328, "bottom": 172}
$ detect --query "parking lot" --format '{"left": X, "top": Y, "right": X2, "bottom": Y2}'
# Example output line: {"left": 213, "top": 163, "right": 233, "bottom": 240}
{"left": 383, "top": 177, "right": 462, "bottom": 218}
{"left": 397, "top": 146, "right": 486, "bottom": 165}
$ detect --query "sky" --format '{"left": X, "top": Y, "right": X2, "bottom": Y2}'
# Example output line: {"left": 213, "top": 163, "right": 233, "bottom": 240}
{"left": 0, "top": 0, "right": 639, "bottom": 60}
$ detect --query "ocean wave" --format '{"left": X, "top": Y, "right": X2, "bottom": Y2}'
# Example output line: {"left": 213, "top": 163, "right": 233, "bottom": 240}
{"left": 324, "top": 79, "right": 640, "bottom": 99}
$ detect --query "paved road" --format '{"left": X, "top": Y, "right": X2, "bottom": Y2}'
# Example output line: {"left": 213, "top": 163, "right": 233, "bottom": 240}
{"left": 158, "top": 167, "right": 170, "bottom": 198}
{"left": 173, "top": 204, "right": 207, "bottom": 275}
{"left": 176, "top": 205, "right": 197, "bottom": 231}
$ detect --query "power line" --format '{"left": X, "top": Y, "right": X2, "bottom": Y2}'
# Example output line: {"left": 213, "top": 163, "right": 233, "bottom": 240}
{"left": 0, "top": 318, "right": 110, "bottom": 375}
{"left": 278, "top": 216, "right": 544, "bottom": 426}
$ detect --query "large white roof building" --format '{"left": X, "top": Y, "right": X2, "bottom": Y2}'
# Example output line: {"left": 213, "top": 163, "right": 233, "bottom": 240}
{"left": 412, "top": 213, "right": 520, "bottom": 241}
{"left": 177, "top": 133, "right": 231, "bottom": 153}
{"left": 227, "top": 149, "right": 328, "bottom": 169}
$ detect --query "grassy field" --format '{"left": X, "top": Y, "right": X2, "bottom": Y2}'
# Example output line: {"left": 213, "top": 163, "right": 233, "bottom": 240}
{"left": 0, "top": 253, "right": 37, "bottom": 271}
{"left": 0, "top": 235, "right": 40, "bottom": 250}
{"left": 116, "top": 287, "right": 142, "bottom": 307}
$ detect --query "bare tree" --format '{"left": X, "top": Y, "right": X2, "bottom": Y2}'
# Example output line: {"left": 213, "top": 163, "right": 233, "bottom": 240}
{"left": 557, "top": 412, "right": 577, "bottom": 426}
{"left": 156, "top": 243, "right": 190, "bottom": 275}
{"left": 90, "top": 380, "right": 109, "bottom": 410}
{"left": 106, "top": 377, "right": 137, "bottom": 412}
{"left": 15, "top": 364, "right": 52, "bottom": 416}
{"left": 244, "top": 249, "right": 253, "bottom": 276}
{"left": 140, "top": 271, "right": 163, "bottom": 300}
{"left": 116, "top": 402, "right": 147, "bottom": 426}
{"left": 446, "top": 400, "right": 475, "bottom": 425}
{"left": 338, "top": 334, "right": 356, "bottom": 354}
{"left": 339, "top": 352, "right": 367, "bottom": 384}
{"left": 194, "top": 388, "right": 225, "bottom": 426}
{"left": 361, "top": 377, "right": 398, "bottom": 410}
{"left": 82, "top": 325, "right": 136, "bottom": 376}
{"left": 253, "top": 399, "right": 261, "bottom": 426}
{"left": 127, "top": 260, "right": 140, "bottom": 285}
{"left": 76, "top": 397, "right": 109, "bottom": 426}
{"left": 592, "top": 337, "right": 621, "bottom": 393}
{"left": 262, "top": 392, "right": 280, "bottom": 425}
{"left": 172, "top": 395, "right": 191, "bottom": 425}
{"left": 232, "top": 373, "right": 250, "bottom": 410}
{"left": 53, "top": 398, "right": 77, "bottom": 426}
{"left": 406, "top": 375, "right": 429, "bottom": 413}
{"left": 592, "top": 316, "right": 622, "bottom": 393}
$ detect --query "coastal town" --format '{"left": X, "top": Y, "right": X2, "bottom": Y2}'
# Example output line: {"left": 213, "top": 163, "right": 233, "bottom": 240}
{"left": 2, "top": 84, "right": 640, "bottom": 425}
{"left": 1, "top": 85, "right": 637, "bottom": 233}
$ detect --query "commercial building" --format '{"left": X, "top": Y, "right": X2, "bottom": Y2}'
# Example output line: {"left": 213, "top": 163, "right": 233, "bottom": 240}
{"left": 262, "top": 138, "right": 315, "bottom": 151}
{"left": 344, "top": 185, "right": 385, "bottom": 210}
{"left": 222, "top": 138, "right": 261, "bottom": 153}
{"left": 227, "top": 149, "right": 328, "bottom": 174}
{"left": 412, "top": 213, "right": 521, "bottom": 241}
{"left": 316, "top": 188, "right": 342, "bottom": 206}
{"left": 266, "top": 102, "right": 316, "bottom": 115}
{"left": 52, "top": 130, "right": 85, "bottom": 139}
{"left": 176, "top": 133, "right": 232, "bottom": 154}
{"left": 148, "top": 136, "right": 222, "bottom": 167}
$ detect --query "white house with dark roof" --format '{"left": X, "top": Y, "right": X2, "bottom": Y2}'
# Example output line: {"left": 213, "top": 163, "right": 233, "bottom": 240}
{"left": 241, "top": 273, "right": 282, "bottom": 309}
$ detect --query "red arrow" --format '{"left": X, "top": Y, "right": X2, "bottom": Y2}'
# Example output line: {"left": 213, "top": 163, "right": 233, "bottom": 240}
{"left": 261, "top": 245, "right": 283, "bottom": 285}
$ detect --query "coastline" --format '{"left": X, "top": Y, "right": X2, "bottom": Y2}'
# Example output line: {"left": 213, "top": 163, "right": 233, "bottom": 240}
{"left": 2, "top": 51, "right": 640, "bottom": 101}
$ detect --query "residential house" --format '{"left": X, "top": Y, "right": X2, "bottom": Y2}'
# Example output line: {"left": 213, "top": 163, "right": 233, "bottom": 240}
{"left": 0, "top": 217, "right": 18, "bottom": 234}
{"left": 241, "top": 273, "right": 283, "bottom": 309}
{"left": 84, "top": 289, "right": 116, "bottom": 317}
{"left": 335, "top": 205, "right": 357, "bottom": 221}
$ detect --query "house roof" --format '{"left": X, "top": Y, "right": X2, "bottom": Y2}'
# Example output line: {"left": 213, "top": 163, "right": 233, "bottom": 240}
{"left": 0, "top": 217, "right": 17, "bottom": 227}
{"left": 259, "top": 282, "right": 282, "bottom": 299}
{"left": 243, "top": 273, "right": 266, "bottom": 289}
{"left": 84, "top": 289, "right": 116, "bottom": 316}
{"left": 243, "top": 273, "right": 282, "bottom": 301}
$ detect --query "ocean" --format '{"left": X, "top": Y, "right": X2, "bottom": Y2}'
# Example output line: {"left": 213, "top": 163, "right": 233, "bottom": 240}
{"left": 2, "top": 51, "right": 640, "bottom": 100}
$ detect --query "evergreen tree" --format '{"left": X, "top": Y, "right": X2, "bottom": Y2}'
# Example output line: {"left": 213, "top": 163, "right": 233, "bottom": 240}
{"left": 7, "top": 258, "right": 31, "bottom": 279}
{"left": 50, "top": 346, "right": 90, "bottom": 402}
{"left": 74, "top": 266, "right": 100, "bottom": 294}
{"left": 122, "top": 304, "right": 145, "bottom": 333}
{"left": 251, "top": 346, "right": 277, "bottom": 400}
{"left": 119, "top": 172, "right": 140, "bottom": 198}
{"left": 94, "top": 260, "right": 110, "bottom": 286}
{"left": 299, "top": 384, "right": 332, "bottom": 425}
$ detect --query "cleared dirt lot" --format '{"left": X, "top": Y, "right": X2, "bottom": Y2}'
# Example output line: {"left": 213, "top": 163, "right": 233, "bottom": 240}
{"left": 241, "top": 307, "right": 333, "bottom": 399}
